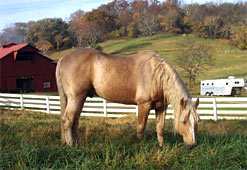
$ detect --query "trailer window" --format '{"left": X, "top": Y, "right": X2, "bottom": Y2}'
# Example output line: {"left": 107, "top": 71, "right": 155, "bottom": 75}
{"left": 202, "top": 83, "right": 205, "bottom": 86}
{"left": 235, "top": 81, "right": 239, "bottom": 84}
{"left": 211, "top": 83, "right": 214, "bottom": 85}
{"left": 226, "top": 83, "right": 228, "bottom": 85}
{"left": 207, "top": 83, "right": 209, "bottom": 85}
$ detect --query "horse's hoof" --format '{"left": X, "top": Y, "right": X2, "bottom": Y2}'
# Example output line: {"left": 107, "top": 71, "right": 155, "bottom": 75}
{"left": 137, "top": 134, "right": 143, "bottom": 140}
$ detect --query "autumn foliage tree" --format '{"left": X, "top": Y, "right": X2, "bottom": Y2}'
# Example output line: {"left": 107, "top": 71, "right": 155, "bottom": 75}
{"left": 85, "top": 9, "right": 116, "bottom": 35}
{"left": 198, "top": 16, "right": 223, "bottom": 39}
{"left": 68, "top": 10, "right": 85, "bottom": 46}
{"left": 25, "top": 18, "right": 70, "bottom": 50}
{"left": 232, "top": 26, "right": 247, "bottom": 50}
{"left": 35, "top": 39, "right": 53, "bottom": 53}
{"left": 55, "top": 34, "right": 63, "bottom": 50}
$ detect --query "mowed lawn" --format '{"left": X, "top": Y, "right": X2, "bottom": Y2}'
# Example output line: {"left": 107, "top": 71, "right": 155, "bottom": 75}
{"left": 1, "top": 110, "right": 247, "bottom": 169}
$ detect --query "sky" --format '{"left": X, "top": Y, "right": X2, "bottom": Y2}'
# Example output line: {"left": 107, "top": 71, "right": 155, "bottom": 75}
{"left": 0, "top": 0, "right": 240, "bottom": 32}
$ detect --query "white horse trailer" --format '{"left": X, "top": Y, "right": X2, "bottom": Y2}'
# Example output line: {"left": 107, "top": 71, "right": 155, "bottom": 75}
{"left": 200, "top": 76, "right": 247, "bottom": 96}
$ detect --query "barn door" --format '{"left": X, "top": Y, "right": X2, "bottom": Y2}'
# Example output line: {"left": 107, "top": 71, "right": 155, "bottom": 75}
{"left": 16, "top": 76, "right": 35, "bottom": 93}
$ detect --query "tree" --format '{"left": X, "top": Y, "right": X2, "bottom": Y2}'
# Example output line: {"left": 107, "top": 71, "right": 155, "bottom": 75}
{"left": 0, "top": 23, "right": 27, "bottom": 45}
{"left": 159, "top": 5, "right": 186, "bottom": 34}
{"left": 198, "top": 16, "right": 223, "bottom": 39}
{"left": 85, "top": 9, "right": 116, "bottom": 34}
{"left": 26, "top": 18, "right": 70, "bottom": 49}
{"left": 35, "top": 39, "right": 53, "bottom": 53}
{"left": 232, "top": 26, "right": 247, "bottom": 50}
{"left": 68, "top": 10, "right": 85, "bottom": 46}
{"left": 115, "top": 9, "right": 132, "bottom": 29}
{"left": 130, "top": 0, "right": 148, "bottom": 15}
{"left": 176, "top": 42, "right": 213, "bottom": 88}
{"left": 79, "top": 20, "right": 103, "bottom": 47}
{"left": 55, "top": 34, "right": 63, "bottom": 50}
{"left": 127, "top": 22, "right": 139, "bottom": 37}
{"left": 138, "top": 14, "right": 160, "bottom": 38}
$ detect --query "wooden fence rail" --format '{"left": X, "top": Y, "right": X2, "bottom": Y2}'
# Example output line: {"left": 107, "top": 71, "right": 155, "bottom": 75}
{"left": 0, "top": 93, "right": 247, "bottom": 120}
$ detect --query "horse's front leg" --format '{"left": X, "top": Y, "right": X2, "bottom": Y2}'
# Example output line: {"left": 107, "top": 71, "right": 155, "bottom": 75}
{"left": 137, "top": 102, "right": 151, "bottom": 140}
{"left": 155, "top": 105, "right": 167, "bottom": 147}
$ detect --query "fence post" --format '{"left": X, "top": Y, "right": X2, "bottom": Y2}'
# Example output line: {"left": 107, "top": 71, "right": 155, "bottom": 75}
{"left": 103, "top": 99, "right": 107, "bottom": 117}
{"left": 46, "top": 96, "right": 50, "bottom": 114}
{"left": 136, "top": 106, "right": 138, "bottom": 116}
{"left": 213, "top": 98, "right": 218, "bottom": 121}
{"left": 20, "top": 94, "right": 24, "bottom": 110}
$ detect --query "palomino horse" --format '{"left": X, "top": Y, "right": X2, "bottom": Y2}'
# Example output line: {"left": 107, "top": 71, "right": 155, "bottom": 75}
{"left": 56, "top": 48, "right": 200, "bottom": 148}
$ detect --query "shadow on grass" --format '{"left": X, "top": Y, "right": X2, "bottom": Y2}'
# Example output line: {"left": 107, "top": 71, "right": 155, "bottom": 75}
{"left": 102, "top": 41, "right": 125, "bottom": 49}
{"left": 111, "top": 42, "right": 152, "bottom": 54}
{"left": 148, "top": 34, "right": 177, "bottom": 41}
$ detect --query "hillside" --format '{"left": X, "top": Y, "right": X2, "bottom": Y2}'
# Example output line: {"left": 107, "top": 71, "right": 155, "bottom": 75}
{"left": 49, "top": 34, "right": 247, "bottom": 94}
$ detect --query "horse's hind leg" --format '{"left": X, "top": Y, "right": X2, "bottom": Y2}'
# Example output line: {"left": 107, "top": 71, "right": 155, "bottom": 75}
{"left": 155, "top": 105, "right": 167, "bottom": 147}
{"left": 62, "top": 94, "right": 85, "bottom": 146}
{"left": 72, "top": 99, "right": 85, "bottom": 142}
{"left": 137, "top": 102, "right": 151, "bottom": 140}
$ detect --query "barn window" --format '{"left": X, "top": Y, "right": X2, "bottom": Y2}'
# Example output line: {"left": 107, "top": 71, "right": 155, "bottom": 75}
{"left": 16, "top": 52, "right": 34, "bottom": 61}
{"left": 43, "top": 82, "right": 51, "bottom": 88}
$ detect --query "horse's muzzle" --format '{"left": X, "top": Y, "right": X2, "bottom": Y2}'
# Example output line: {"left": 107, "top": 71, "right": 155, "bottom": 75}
{"left": 185, "top": 143, "right": 197, "bottom": 150}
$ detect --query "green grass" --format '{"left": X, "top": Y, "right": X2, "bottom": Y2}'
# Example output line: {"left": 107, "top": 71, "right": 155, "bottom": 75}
{"left": 49, "top": 34, "right": 247, "bottom": 95}
{"left": 1, "top": 110, "right": 247, "bottom": 169}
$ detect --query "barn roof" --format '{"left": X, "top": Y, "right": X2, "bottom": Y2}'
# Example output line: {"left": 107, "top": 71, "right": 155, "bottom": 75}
{"left": 0, "top": 43, "right": 29, "bottom": 59}
{"left": 0, "top": 43, "right": 54, "bottom": 63}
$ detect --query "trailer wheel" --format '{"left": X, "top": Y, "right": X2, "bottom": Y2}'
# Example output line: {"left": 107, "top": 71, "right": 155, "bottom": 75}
{"left": 210, "top": 92, "right": 214, "bottom": 96}
{"left": 206, "top": 92, "right": 210, "bottom": 96}
{"left": 231, "top": 89, "right": 236, "bottom": 96}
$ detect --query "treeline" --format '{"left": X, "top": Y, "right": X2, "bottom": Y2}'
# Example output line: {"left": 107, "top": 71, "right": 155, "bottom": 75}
{"left": 0, "top": 0, "right": 247, "bottom": 52}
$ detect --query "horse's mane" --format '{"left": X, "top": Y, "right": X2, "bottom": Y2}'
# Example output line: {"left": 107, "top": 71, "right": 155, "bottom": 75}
{"left": 151, "top": 55, "right": 191, "bottom": 132}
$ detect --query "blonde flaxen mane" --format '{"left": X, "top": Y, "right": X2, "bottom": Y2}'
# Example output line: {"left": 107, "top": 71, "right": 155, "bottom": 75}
{"left": 151, "top": 55, "right": 197, "bottom": 132}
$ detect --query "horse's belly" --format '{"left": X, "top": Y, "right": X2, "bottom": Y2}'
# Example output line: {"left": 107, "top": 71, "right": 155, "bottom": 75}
{"left": 94, "top": 85, "right": 137, "bottom": 104}
{"left": 92, "top": 58, "right": 138, "bottom": 104}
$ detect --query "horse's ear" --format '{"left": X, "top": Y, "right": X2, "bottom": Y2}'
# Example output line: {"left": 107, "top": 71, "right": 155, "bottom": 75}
{"left": 180, "top": 98, "right": 189, "bottom": 123}
{"left": 180, "top": 98, "right": 187, "bottom": 110}
{"left": 193, "top": 98, "right": 200, "bottom": 122}
{"left": 194, "top": 98, "right": 199, "bottom": 108}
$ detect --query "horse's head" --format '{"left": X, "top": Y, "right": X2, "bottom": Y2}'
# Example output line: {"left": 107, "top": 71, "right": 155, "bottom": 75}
{"left": 177, "top": 98, "right": 200, "bottom": 148}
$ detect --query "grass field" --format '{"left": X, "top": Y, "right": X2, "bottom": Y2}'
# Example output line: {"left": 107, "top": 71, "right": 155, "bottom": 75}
{"left": 1, "top": 110, "right": 247, "bottom": 169}
{"left": 49, "top": 34, "right": 247, "bottom": 95}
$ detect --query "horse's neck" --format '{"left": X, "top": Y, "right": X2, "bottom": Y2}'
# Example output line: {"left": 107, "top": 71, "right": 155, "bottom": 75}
{"left": 162, "top": 70, "right": 190, "bottom": 112}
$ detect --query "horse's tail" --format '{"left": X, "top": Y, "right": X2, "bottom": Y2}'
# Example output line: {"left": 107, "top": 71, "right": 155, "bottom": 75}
{"left": 56, "top": 57, "right": 67, "bottom": 115}
{"left": 56, "top": 57, "right": 67, "bottom": 142}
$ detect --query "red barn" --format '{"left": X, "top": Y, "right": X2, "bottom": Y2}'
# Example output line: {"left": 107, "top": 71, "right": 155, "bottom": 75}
{"left": 0, "top": 43, "right": 57, "bottom": 93}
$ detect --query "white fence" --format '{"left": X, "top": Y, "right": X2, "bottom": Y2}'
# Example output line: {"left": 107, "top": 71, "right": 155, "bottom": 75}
{"left": 0, "top": 93, "right": 247, "bottom": 120}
